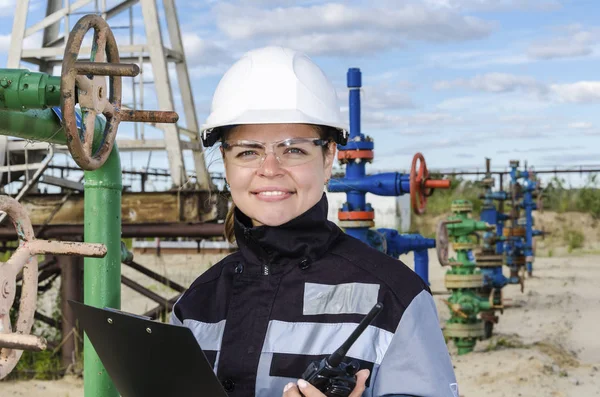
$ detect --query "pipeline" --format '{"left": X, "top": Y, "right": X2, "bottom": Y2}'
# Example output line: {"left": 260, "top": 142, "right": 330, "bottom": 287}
{"left": 329, "top": 68, "right": 450, "bottom": 284}
{"left": 437, "top": 200, "right": 500, "bottom": 354}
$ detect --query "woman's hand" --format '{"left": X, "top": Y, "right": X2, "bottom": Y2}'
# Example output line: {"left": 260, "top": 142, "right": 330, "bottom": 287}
{"left": 282, "top": 369, "right": 370, "bottom": 397}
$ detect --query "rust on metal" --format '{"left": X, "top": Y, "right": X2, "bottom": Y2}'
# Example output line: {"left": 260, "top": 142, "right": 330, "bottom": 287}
{"left": 27, "top": 240, "right": 106, "bottom": 257}
{"left": 503, "top": 227, "right": 526, "bottom": 237}
{"left": 435, "top": 220, "right": 461, "bottom": 267}
{"left": 0, "top": 223, "right": 225, "bottom": 239}
{"left": 6, "top": 190, "right": 221, "bottom": 226}
{"left": 75, "top": 61, "right": 140, "bottom": 77}
{"left": 61, "top": 14, "right": 121, "bottom": 171}
{"left": 0, "top": 333, "right": 47, "bottom": 351}
{"left": 0, "top": 195, "right": 107, "bottom": 379}
{"left": 60, "top": 14, "right": 180, "bottom": 171}
{"left": 120, "top": 109, "right": 179, "bottom": 124}
{"left": 337, "top": 150, "right": 374, "bottom": 161}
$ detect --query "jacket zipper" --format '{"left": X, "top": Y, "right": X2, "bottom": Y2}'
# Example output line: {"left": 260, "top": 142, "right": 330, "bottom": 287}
{"left": 245, "top": 227, "right": 272, "bottom": 276}
{"left": 263, "top": 253, "right": 274, "bottom": 276}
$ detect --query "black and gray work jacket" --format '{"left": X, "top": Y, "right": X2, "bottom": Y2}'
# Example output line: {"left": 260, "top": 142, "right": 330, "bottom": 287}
{"left": 171, "top": 195, "right": 458, "bottom": 397}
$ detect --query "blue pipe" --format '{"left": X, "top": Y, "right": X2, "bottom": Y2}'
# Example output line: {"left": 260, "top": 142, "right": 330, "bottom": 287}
{"left": 336, "top": 67, "right": 435, "bottom": 284}
{"left": 480, "top": 188, "right": 508, "bottom": 255}
{"left": 414, "top": 250, "right": 430, "bottom": 285}
{"left": 328, "top": 173, "right": 410, "bottom": 196}
{"left": 480, "top": 267, "right": 509, "bottom": 289}
{"left": 345, "top": 68, "right": 366, "bottom": 213}
{"left": 509, "top": 163, "right": 543, "bottom": 275}
{"left": 378, "top": 229, "right": 435, "bottom": 284}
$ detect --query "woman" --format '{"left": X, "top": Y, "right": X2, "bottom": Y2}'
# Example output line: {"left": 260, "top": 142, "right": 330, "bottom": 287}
{"left": 171, "top": 46, "right": 457, "bottom": 397}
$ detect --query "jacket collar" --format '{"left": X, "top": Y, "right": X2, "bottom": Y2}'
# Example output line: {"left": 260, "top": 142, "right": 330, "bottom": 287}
{"left": 233, "top": 193, "right": 340, "bottom": 271}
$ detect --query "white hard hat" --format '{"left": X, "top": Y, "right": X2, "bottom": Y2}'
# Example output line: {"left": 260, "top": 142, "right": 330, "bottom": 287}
{"left": 201, "top": 46, "right": 348, "bottom": 146}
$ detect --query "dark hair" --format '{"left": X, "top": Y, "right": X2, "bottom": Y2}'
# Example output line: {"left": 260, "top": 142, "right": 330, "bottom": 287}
{"left": 222, "top": 124, "right": 335, "bottom": 243}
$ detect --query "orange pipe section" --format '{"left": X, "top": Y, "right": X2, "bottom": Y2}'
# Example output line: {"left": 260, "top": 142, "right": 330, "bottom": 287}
{"left": 337, "top": 150, "right": 374, "bottom": 161}
{"left": 338, "top": 210, "right": 375, "bottom": 221}
{"left": 424, "top": 179, "right": 451, "bottom": 189}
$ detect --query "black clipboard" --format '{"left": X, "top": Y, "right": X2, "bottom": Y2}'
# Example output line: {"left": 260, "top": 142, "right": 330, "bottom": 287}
{"left": 69, "top": 300, "right": 228, "bottom": 397}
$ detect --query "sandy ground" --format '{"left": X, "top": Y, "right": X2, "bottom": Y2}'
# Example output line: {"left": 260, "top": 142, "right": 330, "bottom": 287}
{"left": 1, "top": 248, "right": 599, "bottom": 396}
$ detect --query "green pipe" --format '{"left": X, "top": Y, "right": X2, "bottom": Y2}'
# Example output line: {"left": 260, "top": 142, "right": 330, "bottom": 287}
{"left": 0, "top": 107, "right": 121, "bottom": 396}
{"left": 0, "top": 69, "right": 61, "bottom": 111}
{"left": 0, "top": 108, "right": 68, "bottom": 144}
{"left": 84, "top": 145, "right": 121, "bottom": 397}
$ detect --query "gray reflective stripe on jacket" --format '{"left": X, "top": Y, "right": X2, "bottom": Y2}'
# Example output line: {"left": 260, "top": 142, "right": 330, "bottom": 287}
{"left": 303, "top": 282, "right": 381, "bottom": 315}
{"left": 372, "top": 290, "right": 458, "bottom": 397}
{"left": 173, "top": 289, "right": 457, "bottom": 397}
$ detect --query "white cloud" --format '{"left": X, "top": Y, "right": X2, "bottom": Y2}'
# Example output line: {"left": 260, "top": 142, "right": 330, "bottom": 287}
{"left": 189, "top": 64, "right": 231, "bottom": 79}
{"left": 528, "top": 40, "right": 592, "bottom": 59}
{"left": 272, "top": 31, "right": 397, "bottom": 56}
{"left": 213, "top": 2, "right": 494, "bottom": 56}
{"left": 181, "top": 33, "right": 234, "bottom": 65}
{"left": 0, "top": 0, "right": 14, "bottom": 13}
{"left": 425, "top": 49, "right": 530, "bottom": 69}
{"left": 360, "top": 86, "right": 416, "bottom": 110}
{"left": 434, "top": 73, "right": 548, "bottom": 95}
{"left": 568, "top": 122, "right": 594, "bottom": 129}
{"left": 436, "top": 73, "right": 600, "bottom": 104}
{"left": 506, "top": 145, "right": 585, "bottom": 154}
{"left": 230, "top": 0, "right": 325, "bottom": 5}
{"left": 550, "top": 82, "right": 600, "bottom": 103}
{"left": 0, "top": 31, "right": 43, "bottom": 57}
{"left": 540, "top": 153, "right": 599, "bottom": 164}
{"left": 528, "top": 25, "right": 599, "bottom": 60}
{"left": 358, "top": 110, "right": 458, "bottom": 130}
{"left": 423, "top": 0, "right": 561, "bottom": 12}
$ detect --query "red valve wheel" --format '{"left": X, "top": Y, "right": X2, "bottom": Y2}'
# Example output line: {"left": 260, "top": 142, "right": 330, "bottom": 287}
{"left": 410, "top": 152, "right": 429, "bottom": 215}
{"left": 410, "top": 153, "right": 451, "bottom": 215}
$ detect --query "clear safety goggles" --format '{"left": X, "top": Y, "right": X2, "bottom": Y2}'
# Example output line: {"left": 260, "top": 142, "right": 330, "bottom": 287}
{"left": 221, "top": 137, "right": 330, "bottom": 168}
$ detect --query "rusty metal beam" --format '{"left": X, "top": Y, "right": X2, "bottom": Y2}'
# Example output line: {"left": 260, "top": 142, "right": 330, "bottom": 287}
{"left": 121, "top": 275, "right": 170, "bottom": 307}
{"left": 142, "top": 294, "right": 181, "bottom": 320}
{"left": 122, "top": 260, "right": 186, "bottom": 293}
{"left": 59, "top": 255, "right": 82, "bottom": 371}
{"left": 0, "top": 222, "right": 224, "bottom": 240}
{"left": 16, "top": 190, "right": 222, "bottom": 225}
{"left": 35, "top": 311, "right": 61, "bottom": 329}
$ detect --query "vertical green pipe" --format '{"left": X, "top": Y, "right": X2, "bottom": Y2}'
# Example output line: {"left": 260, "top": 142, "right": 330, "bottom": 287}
{"left": 83, "top": 146, "right": 121, "bottom": 397}
{"left": 0, "top": 102, "right": 122, "bottom": 395}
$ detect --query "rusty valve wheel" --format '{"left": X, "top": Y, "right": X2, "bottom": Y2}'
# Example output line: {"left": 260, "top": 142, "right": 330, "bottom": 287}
{"left": 410, "top": 152, "right": 451, "bottom": 215}
{"left": 435, "top": 220, "right": 461, "bottom": 267}
{"left": 0, "top": 196, "right": 106, "bottom": 380}
{"left": 61, "top": 15, "right": 179, "bottom": 171}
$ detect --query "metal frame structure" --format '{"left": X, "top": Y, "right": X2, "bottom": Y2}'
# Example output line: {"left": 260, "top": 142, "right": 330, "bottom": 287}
{"left": 0, "top": 11, "right": 195, "bottom": 396}
{"left": 7, "top": 0, "right": 211, "bottom": 190}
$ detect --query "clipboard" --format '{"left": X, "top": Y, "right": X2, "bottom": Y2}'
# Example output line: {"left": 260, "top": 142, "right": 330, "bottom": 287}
{"left": 69, "top": 300, "right": 228, "bottom": 397}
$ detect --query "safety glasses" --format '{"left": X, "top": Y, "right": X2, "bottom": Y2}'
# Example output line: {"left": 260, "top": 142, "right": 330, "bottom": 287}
{"left": 221, "top": 137, "right": 330, "bottom": 168}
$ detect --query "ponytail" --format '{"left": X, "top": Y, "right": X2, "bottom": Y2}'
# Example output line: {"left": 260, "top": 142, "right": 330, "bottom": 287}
{"left": 224, "top": 202, "right": 236, "bottom": 243}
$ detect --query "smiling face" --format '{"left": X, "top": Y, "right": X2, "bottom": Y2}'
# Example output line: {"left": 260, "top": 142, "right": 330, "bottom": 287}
{"left": 222, "top": 123, "right": 336, "bottom": 227}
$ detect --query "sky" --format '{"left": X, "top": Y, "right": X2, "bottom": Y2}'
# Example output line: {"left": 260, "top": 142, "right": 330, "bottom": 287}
{"left": 1, "top": 0, "right": 599, "bottom": 189}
